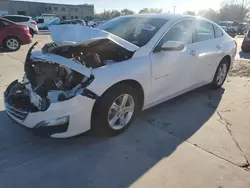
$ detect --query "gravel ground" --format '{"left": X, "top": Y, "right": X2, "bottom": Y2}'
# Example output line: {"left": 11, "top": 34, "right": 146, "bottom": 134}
{"left": 229, "top": 61, "right": 250, "bottom": 77}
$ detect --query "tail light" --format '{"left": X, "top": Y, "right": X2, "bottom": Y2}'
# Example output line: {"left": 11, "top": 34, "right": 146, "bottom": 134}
{"left": 30, "top": 21, "right": 37, "bottom": 25}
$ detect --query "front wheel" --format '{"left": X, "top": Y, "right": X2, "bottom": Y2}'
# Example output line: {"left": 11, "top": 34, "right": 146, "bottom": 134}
{"left": 210, "top": 59, "right": 229, "bottom": 89}
{"left": 91, "top": 84, "right": 140, "bottom": 136}
{"left": 4, "top": 37, "right": 21, "bottom": 51}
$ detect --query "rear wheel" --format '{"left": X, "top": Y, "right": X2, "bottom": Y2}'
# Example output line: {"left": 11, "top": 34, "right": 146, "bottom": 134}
{"left": 91, "top": 84, "right": 140, "bottom": 136}
{"left": 210, "top": 59, "right": 230, "bottom": 89}
{"left": 4, "top": 37, "right": 21, "bottom": 51}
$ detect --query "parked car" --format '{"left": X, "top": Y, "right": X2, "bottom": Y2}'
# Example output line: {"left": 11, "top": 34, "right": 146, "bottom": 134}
{"left": 33, "top": 15, "right": 60, "bottom": 30}
{"left": 224, "top": 27, "right": 237, "bottom": 38}
{"left": 241, "top": 30, "right": 250, "bottom": 52}
{"left": 0, "top": 18, "right": 32, "bottom": 51}
{"left": 4, "top": 14, "right": 236, "bottom": 138}
{"left": 2, "top": 15, "right": 38, "bottom": 37}
{"left": 218, "top": 21, "right": 238, "bottom": 31}
{"left": 60, "top": 19, "right": 86, "bottom": 26}
{"left": 237, "top": 22, "right": 250, "bottom": 35}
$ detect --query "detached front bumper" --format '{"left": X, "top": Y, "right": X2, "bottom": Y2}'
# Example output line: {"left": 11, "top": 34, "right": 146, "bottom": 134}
{"left": 4, "top": 82, "right": 96, "bottom": 138}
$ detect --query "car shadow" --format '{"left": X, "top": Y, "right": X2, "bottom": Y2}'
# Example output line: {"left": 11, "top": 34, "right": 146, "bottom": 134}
{"left": 239, "top": 51, "right": 250, "bottom": 59}
{"left": 0, "top": 47, "right": 15, "bottom": 53}
{"left": 0, "top": 86, "right": 224, "bottom": 188}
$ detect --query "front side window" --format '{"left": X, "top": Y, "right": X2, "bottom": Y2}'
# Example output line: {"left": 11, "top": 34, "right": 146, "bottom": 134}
{"left": 156, "top": 19, "right": 195, "bottom": 49}
{"left": 98, "top": 17, "right": 167, "bottom": 47}
{"left": 196, "top": 21, "right": 215, "bottom": 42}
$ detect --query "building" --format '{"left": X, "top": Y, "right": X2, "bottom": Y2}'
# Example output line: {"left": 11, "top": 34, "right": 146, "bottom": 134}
{"left": 0, "top": 0, "right": 94, "bottom": 20}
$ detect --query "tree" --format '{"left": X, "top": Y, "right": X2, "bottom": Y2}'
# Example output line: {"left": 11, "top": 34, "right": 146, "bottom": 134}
{"left": 95, "top": 10, "right": 121, "bottom": 19}
{"left": 121, "top": 9, "right": 134, "bottom": 15}
{"left": 183, "top": 11, "right": 196, "bottom": 16}
{"left": 221, "top": 0, "right": 250, "bottom": 8}
{"left": 198, "top": 9, "right": 219, "bottom": 21}
{"left": 219, "top": 4, "right": 249, "bottom": 21}
{"left": 139, "top": 8, "right": 163, "bottom": 14}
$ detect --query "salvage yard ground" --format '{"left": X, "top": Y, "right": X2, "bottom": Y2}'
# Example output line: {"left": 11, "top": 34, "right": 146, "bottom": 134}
{"left": 0, "top": 35, "right": 250, "bottom": 188}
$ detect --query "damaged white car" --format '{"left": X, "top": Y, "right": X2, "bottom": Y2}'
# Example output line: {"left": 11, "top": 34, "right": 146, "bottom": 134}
{"left": 4, "top": 14, "right": 236, "bottom": 138}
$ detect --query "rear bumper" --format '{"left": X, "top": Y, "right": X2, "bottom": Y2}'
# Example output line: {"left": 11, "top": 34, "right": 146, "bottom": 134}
{"left": 21, "top": 34, "right": 32, "bottom": 45}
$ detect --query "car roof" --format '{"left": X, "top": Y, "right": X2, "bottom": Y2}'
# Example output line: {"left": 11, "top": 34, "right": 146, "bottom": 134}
{"left": 3, "top": 15, "right": 31, "bottom": 19}
{"left": 0, "top": 17, "right": 17, "bottom": 25}
{"left": 123, "top": 13, "right": 193, "bottom": 21}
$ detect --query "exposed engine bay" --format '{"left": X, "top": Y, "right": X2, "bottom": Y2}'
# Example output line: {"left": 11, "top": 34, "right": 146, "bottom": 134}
{"left": 5, "top": 39, "right": 135, "bottom": 113}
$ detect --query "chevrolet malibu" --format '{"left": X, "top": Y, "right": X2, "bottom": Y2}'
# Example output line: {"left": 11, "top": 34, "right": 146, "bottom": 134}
{"left": 4, "top": 14, "right": 237, "bottom": 138}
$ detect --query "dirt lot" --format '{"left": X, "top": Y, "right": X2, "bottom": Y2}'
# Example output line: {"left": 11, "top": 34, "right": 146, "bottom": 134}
{"left": 0, "top": 35, "right": 250, "bottom": 188}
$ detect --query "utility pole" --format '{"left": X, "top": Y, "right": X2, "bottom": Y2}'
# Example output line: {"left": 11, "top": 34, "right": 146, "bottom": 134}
{"left": 173, "top": 6, "right": 176, "bottom": 13}
{"left": 241, "top": 0, "right": 245, "bottom": 21}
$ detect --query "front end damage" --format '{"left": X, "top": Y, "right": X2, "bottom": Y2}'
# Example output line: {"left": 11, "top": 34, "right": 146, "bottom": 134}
{"left": 4, "top": 26, "right": 138, "bottom": 137}
{"left": 4, "top": 42, "right": 99, "bottom": 138}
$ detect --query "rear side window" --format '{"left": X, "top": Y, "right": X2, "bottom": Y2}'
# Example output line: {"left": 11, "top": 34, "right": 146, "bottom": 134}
{"left": 36, "top": 18, "right": 44, "bottom": 24}
{"left": 214, "top": 25, "right": 223, "bottom": 38}
{"left": 196, "top": 21, "right": 215, "bottom": 42}
{"left": 0, "top": 20, "right": 10, "bottom": 28}
{"left": 3, "top": 16, "right": 29, "bottom": 22}
{"left": 19, "top": 17, "right": 29, "bottom": 22}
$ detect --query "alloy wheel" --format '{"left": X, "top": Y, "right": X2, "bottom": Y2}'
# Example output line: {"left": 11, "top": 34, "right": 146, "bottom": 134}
{"left": 107, "top": 94, "right": 135, "bottom": 130}
{"left": 6, "top": 38, "right": 19, "bottom": 51}
{"left": 216, "top": 63, "right": 228, "bottom": 85}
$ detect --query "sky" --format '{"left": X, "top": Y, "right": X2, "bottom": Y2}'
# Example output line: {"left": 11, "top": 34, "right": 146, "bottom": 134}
{"left": 19, "top": 0, "right": 223, "bottom": 13}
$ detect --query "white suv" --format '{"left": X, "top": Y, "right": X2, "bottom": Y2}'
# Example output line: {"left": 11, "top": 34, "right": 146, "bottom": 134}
{"left": 2, "top": 15, "right": 38, "bottom": 37}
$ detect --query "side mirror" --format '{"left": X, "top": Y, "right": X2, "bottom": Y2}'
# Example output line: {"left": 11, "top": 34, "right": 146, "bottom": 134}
{"left": 156, "top": 41, "right": 185, "bottom": 52}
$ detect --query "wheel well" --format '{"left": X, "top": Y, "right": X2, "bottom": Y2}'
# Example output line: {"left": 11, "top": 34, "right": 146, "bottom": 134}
{"left": 222, "top": 55, "right": 231, "bottom": 67}
{"left": 91, "top": 80, "right": 145, "bottom": 127}
{"left": 3, "top": 36, "right": 20, "bottom": 45}
{"left": 113, "top": 80, "right": 145, "bottom": 110}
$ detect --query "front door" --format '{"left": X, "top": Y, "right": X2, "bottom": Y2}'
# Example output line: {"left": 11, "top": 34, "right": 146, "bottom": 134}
{"left": 149, "top": 19, "right": 198, "bottom": 104}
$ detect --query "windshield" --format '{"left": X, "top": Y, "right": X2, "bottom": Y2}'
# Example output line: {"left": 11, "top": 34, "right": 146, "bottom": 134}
{"left": 98, "top": 16, "right": 167, "bottom": 47}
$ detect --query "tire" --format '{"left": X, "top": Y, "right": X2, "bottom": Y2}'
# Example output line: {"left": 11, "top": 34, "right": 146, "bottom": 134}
{"left": 29, "top": 29, "right": 34, "bottom": 37}
{"left": 91, "top": 84, "right": 140, "bottom": 136}
{"left": 210, "top": 59, "right": 230, "bottom": 89}
{"left": 4, "top": 37, "right": 21, "bottom": 51}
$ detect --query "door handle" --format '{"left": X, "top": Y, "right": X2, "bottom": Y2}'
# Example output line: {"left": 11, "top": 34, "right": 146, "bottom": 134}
{"left": 189, "top": 50, "right": 197, "bottom": 56}
{"left": 216, "top": 44, "right": 221, "bottom": 49}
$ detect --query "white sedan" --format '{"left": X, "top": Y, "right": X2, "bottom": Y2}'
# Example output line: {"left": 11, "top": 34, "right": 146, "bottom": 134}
{"left": 4, "top": 14, "right": 237, "bottom": 138}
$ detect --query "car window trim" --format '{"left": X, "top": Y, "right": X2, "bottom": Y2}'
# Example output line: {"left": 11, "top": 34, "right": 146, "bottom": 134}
{"left": 151, "top": 18, "right": 196, "bottom": 54}
{"left": 193, "top": 20, "right": 216, "bottom": 43}
{"left": 213, "top": 24, "right": 224, "bottom": 38}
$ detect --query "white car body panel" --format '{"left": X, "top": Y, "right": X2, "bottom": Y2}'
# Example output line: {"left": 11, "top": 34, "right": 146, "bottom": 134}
{"left": 31, "top": 51, "right": 92, "bottom": 77}
{"left": 5, "top": 95, "right": 95, "bottom": 138}
{"left": 49, "top": 25, "right": 139, "bottom": 52}
{"left": 4, "top": 14, "right": 237, "bottom": 138}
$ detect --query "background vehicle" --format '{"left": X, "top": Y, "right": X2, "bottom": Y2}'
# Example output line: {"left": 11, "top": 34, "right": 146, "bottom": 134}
{"left": 33, "top": 15, "right": 60, "bottom": 30}
{"left": 237, "top": 22, "right": 250, "bottom": 35}
{"left": 59, "top": 19, "right": 86, "bottom": 26}
{"left": 1, "top": 15, "right": 38, "bottom": 37}
{"left": 218, "top": 21, "right": 238, "bottom": 31}
{"left": 4, "top": 14, "right": 236, "bottom": 138}
{"left": 222, "top": 27, "right": 237, "bottom": 38}
{"left": 241, "top": 30, "right": 250, "bottom": 52}
{"left": 0, "top": 18, "right": 32, "bottom": 51}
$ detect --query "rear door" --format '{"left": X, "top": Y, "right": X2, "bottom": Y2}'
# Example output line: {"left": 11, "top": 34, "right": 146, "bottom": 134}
{"left": 193, "top": 20, "right": 219, "bottom": 84}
